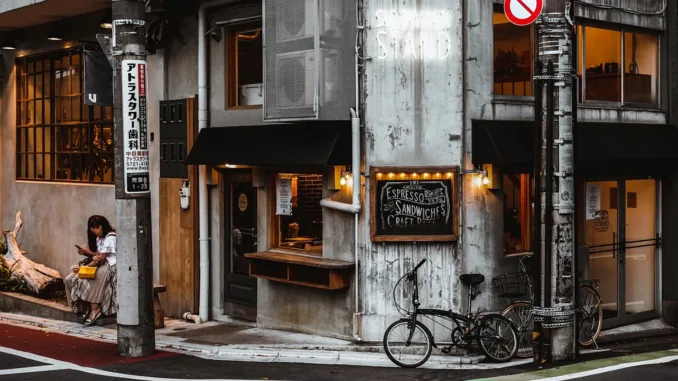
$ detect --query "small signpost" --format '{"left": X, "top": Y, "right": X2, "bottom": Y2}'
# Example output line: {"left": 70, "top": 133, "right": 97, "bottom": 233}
{"left": 504, "top": 0, "right": 543, "bottom": 26}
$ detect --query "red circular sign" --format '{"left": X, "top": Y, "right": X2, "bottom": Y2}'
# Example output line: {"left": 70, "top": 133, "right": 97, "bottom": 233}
{"left": 504, "top": 0, "right": 543, "bottom": 26}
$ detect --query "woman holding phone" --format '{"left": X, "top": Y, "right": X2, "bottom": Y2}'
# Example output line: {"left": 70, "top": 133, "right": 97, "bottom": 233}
{"left": 65, "top": 215, "right": 117, "bottom": 325}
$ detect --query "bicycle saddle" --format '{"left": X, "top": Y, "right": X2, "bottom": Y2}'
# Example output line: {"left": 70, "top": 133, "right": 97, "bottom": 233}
{"left": 460, "top": 273, "right": 485, "bottom": 286}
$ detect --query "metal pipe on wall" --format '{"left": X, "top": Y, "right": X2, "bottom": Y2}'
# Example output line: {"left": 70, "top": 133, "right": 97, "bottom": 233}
{"left": 197, "top": 0, "right": 237, "bottom": 323}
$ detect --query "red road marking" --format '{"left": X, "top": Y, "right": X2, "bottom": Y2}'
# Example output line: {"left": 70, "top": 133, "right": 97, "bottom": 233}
{"left": 515, "top": 0, "right": 534, "bottom": 13}
{"left": 0, "top": 323, "right": 175, "bottom": 367}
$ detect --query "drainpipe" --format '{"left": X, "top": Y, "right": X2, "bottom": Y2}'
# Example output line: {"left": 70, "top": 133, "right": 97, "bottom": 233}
{"left": 197, "top": 0, "right": 236, "bottom": 323}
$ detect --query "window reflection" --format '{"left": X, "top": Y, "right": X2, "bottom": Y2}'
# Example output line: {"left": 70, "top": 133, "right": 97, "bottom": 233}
{"left": 493, "top": 11, "right": 533, "bottom": 97}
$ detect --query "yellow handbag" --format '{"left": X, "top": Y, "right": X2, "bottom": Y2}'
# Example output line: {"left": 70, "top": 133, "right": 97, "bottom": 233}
{"left": 78, "top": 266, "right": 97, "bottom": 279}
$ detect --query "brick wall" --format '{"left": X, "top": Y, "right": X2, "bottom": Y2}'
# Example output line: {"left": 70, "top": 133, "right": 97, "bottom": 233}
{"left": 280, "top": 174, "right": 323, "bottom": 239}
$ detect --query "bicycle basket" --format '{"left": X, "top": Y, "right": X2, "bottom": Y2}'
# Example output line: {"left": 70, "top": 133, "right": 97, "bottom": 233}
{"left": 492, "top": 272, "right": 529, "bottom": 298}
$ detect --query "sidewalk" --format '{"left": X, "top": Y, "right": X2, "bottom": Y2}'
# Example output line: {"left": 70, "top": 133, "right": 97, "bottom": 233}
{"left": 0, "top": 311, "right": 520, "bottom": 370}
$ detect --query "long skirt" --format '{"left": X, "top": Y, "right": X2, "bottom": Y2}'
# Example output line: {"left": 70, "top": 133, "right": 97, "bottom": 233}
{"left": 71, "top": 263, "right": 117, "bottom": 316}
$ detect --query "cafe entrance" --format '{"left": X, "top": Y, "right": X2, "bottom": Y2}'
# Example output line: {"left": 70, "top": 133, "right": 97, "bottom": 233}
{"left": 584, "top": 178, "right": 660, "bottom": 328}
{"left": 223, "top": 170, "right": 258, "bottom": 321}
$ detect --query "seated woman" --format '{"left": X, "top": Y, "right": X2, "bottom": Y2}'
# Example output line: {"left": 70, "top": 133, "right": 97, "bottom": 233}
{"left": 68, "top": 215, "right": 118, "bottom": 325}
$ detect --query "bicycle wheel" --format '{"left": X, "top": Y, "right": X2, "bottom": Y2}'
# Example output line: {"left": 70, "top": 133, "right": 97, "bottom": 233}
{"left": 477, "top": 314, "right": 518, "bottom": 363}
{"left": 501, "top": 301, "right": 534, "bottom": 358}
{"left": 383, "top": 319, "right": 433, "bottom": 368}
{"left": 579, "top": 285, "right": 603, "bottom": 346}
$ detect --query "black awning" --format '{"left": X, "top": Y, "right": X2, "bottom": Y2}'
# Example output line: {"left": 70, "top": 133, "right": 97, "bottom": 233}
{"left": 186, "top": 121, "right": 351, "bottom": 166}
{"left": 472, "top": 120, "right": 535, "bottom": 173}
{"left": 472, "top": 120, "right": 678, "bottom": 174}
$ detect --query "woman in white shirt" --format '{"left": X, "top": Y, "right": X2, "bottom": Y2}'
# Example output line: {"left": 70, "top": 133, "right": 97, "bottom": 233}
{"left": 69, "top": 215, "right": 117, "bottom": 325}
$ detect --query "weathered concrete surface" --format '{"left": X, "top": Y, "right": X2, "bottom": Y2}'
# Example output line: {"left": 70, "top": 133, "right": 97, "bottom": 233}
{"left": 0, "top": 292, "right": 80, "bottom": 323}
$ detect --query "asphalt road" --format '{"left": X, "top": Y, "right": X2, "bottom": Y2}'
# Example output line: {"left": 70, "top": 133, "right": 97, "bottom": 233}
{"left": 2, "top": 322, "right": 678, "bottom": 381}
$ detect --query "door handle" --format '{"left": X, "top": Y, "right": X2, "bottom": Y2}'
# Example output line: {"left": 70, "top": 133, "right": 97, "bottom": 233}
{"left": 612, "top": 232, "right": 617, "bottom": 258}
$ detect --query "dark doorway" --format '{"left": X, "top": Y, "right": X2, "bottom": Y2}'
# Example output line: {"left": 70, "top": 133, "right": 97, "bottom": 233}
{"left": 224, "top": 171, "right": 257, "bottom": 320}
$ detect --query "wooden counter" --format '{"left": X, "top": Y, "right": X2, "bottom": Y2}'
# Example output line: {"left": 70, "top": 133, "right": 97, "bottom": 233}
{"left": 245, "top": 251, "right": 355, "bottom": 290}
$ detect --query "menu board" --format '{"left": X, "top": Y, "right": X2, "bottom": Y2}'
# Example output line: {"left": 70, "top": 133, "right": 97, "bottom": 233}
{"left": 371, "top": 167, "right": 458, "bottom": 242}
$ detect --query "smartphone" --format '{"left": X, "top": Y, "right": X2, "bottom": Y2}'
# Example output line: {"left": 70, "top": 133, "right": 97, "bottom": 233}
{"left": 75, "top": 245, "right": 83, "bottom": 250}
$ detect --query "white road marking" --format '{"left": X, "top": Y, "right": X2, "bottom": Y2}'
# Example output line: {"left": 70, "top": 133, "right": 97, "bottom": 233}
{"left": 0, "top": 346, "right": 291, "bottom": 381}
{"left": 532, "top": 354, "right": 678, "bottom": 381}
{"left": 0, "top": 365, "right": 65, "bottom": 376}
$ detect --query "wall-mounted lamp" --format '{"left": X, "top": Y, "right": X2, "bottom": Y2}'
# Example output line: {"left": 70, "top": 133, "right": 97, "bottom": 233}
{"left": 340, "top": 170, "right": 353, "bottom": 186}
{"left": 462, "top": 168, "right": 489, "bottom": 188}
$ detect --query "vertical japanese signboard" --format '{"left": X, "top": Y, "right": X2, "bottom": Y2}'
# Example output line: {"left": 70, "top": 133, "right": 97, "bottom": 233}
{"left": 122, "top": 60, "right": 150, "bottom": 194}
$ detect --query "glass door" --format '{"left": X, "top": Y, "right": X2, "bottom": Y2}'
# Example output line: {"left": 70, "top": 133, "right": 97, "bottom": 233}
{"left": 585, "top": 181, "right": 620, "bottom": 322}
{"left": 623, "top": 179, "right": 658, "bottom": 319}
{"left": 584, "top": 179, "right": 659, "bottom": 328}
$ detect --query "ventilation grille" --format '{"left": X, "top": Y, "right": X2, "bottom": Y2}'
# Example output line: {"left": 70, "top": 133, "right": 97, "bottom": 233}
{"left": 263, "top": 0, "right": 356, "bottom": 121}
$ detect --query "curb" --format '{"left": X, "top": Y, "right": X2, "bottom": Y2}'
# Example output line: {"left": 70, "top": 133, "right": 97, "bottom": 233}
{"left": 0, "top": 312, "right": 499, "bottom": 369}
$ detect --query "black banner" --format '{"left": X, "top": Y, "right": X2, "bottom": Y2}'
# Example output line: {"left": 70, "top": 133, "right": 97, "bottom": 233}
{"left": 84, "top": 50, "right": 112, "bottom": 106}
{"left": 376, "top": 179, "right": 453, "bottom": 237}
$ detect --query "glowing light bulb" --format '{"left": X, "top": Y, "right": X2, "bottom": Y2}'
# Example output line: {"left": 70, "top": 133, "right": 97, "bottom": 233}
{"left": 482, "top": 176, "right": 490, "bottom": 185}
{"left": 474, "top": 176, "right": 483, "bottom": 187}
{"left": 340, "top": 177, "right": 347, "bottom": 186}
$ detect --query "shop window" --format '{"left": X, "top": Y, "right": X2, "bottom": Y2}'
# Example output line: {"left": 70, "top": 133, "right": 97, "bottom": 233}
{"left": 274, "top": 173, "right": 324, "bottom": 255}
{"left": 580, "top": 25, "right": 658, "bottom": 106}
{"left": 16, "top": 48, "right": 114, "bottom": 183}
{"left": 227, "top": 21, "right": 263, "bottom": 108}
{"left": 493, "top": 10, "right": 534, "bottom": 97}
{"left": 503, "top": 174, "right": 533, "bottom": 254}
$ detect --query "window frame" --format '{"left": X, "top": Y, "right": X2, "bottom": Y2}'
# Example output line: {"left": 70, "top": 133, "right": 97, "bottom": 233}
{"left": 578, "top": 22, "right": 661, "bottom": 109}
{"left": 269, "top": 171, "right": 325, "bottom": 256}
{"left": 15, "top": 46, "right": 114, "bottom": 184}
{"left": 226, "top": 20, "right": 263, "bottom": 110}
{"left": 492, "top": 5, "right": 537, "bottom": 100}
{"left": 502, "top": 172, "right": 534, "bottom": 256}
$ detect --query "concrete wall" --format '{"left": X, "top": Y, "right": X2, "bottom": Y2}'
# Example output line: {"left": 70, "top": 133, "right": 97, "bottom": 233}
{"left": 0, "top": 11, "right": 115, "bottom": 278}
{"left": 360, "top": 0, "right": 467, "bottom": 342}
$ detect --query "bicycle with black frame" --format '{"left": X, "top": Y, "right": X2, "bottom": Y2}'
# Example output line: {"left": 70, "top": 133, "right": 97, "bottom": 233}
{"left": 383, "top": 258, "right": 518, "bottom": 368}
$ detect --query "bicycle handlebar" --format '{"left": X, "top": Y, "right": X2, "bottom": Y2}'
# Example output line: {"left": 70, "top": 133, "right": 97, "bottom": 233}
{"left": 412, "top": 258, "right": 426, "bottom": 272}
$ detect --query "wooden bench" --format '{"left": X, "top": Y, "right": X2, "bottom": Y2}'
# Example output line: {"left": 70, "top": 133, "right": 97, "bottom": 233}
{"left": 153, "top": 283, "right": 166, "bottom": 329}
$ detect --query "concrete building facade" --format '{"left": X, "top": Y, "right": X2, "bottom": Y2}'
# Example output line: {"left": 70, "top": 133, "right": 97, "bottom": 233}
{"left": 1, "top": 0, "right": 677, "bottom": 345}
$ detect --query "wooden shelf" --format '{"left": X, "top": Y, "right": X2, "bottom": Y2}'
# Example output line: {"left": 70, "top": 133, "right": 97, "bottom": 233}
{"left": 245, "top": 251, "right": 354, "bottom": 290}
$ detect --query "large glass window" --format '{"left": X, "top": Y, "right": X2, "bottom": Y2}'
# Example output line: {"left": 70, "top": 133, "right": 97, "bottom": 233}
{"left": 503, "top": 173, "right": 533, "bottom": 255}
{"left": 227, "top": 21, "right": 263, "bottom": 108}
{"left": 493, "top": 11, "right": 534, "bottom": 97}
{"left": 274, "top": 173, "right": 324, "bottom": 255}
{"left": 580, "top": 25, "right": 659, "bottom": 106}
{"left": 16, "top": 48, "right": 114, "bottom": 183}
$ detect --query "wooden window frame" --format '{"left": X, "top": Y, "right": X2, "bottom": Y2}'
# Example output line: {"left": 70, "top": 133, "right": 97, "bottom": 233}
{"left": 269, "top": 172, "right": 325, "bottom": 256}
{"left": 370, "top": 166, "right": 460, "bottom": 242}
{"left": 15, "top": 47, "right": 114, "bottom": 183}
{"left": 226, "top": 20, "right": 263, "bottom": 110}
{"left": 492, "top": 6, "right": 536, "bottom": 98}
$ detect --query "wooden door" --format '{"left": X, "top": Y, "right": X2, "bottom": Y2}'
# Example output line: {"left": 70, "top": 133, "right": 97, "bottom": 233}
{"left": 158, "top": 98, "right": 200, "bottom": 317}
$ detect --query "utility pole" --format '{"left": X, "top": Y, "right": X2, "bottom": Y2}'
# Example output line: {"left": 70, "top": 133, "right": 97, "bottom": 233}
{"left": 112, "top": 0, "right": 155, "bottom": 357}
{"left": 534, "top": 0, "right": 576, "bottom": 362}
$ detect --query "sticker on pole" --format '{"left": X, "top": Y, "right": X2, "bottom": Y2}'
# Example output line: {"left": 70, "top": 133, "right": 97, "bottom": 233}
{"left": 122, "top": 60, "right": 150, "bottom": 194}
{"left": 504, "top": 0, "right": 543, "bottom": 26}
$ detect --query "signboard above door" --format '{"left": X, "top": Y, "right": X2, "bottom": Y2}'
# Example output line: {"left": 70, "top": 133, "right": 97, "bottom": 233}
{"left": 370, "top": 166, "right": 459, "bottom": 242}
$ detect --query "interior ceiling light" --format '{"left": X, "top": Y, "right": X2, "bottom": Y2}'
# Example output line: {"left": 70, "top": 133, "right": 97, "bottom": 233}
{"left": 47, "top": 22, "right": 63, "bottom": 41}
{"left": 1, "top": 35, "right": 16, "bottom": 50}
{"left": 100, "top": 9, "right": 112, "bottom": 29}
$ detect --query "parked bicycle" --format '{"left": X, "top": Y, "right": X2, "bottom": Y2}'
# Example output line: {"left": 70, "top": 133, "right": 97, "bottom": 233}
{"left": 494, "top": 254, "right": 604, "bottom": 359}
{"left": 383, "top": 259, "right": 518, "bottom": 368}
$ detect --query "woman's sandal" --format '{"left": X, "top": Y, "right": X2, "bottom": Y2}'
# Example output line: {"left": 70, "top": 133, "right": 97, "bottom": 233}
{"left": 84, "top": 310, "right": 102, "bottom": 326}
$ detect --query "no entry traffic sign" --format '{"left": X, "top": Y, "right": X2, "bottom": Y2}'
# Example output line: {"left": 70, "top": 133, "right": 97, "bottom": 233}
{"left": 504, "top": 0, "right": 543, "bottom": 26}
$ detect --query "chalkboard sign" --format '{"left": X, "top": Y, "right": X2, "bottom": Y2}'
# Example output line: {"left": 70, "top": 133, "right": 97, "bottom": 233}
{"left": 370, "top": 167, "right": 459, "bottom": 242}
